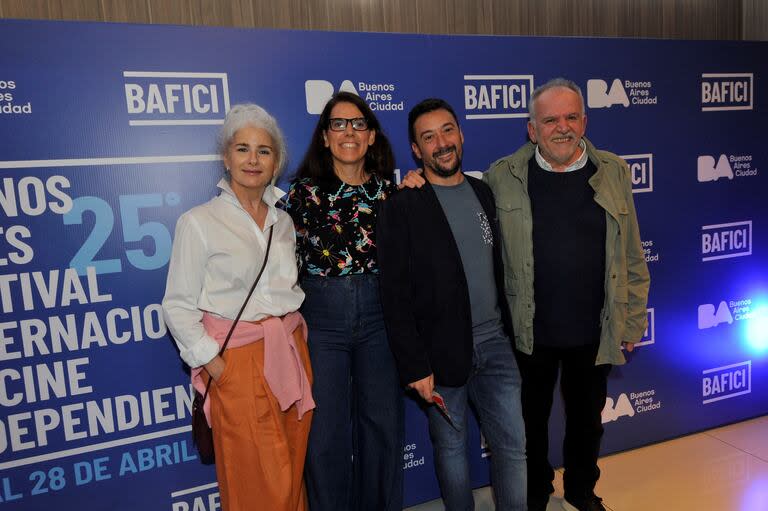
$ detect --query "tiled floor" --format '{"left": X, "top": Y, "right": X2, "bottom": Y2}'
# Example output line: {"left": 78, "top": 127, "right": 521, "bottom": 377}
{"left": 405, "top": 415, "right": 768, "bottom": 511}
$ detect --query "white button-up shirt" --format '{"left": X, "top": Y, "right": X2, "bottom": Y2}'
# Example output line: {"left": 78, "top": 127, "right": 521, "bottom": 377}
{"left": 162, "top": 179, "right": 304, "bottom": 368}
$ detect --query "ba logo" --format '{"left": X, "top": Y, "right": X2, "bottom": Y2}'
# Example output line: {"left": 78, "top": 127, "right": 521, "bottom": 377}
{"left": 621, "top": 154, "right": 653, "bottom": 193}
{"left": 636, "top": 308, "right": 655, "bottom": 347}
{"left": 463, "top": 74, "right": 534, "bottom": 120}
{"left": 697, "top": 155, "right": 734, "bottom": 182}
{"left": 604, "top": 389, "right": 661, "bottom": 422}
{"left": 588, "top": 79, "right": 657, "bottom": 108}
{"left": 123, "top": 71, "right": 230, "bottom": 126}
{"left": 587, "top": 79, "right": 629, "bottom": 108}
{"left": 698, "top": 301, "right": 733, "bottom": 329}
{"left": 305, "top": 79, "right": 402, "bottom": 114}
{"left": 602, "top": 393, "right": 634, "bottom": 423}
{"left": 701, "top": 73, "right": 753, "bottom": 112}
{"left": 305, "top": 79, "right": 358, "bottom": 114}
{"left": 701, "top": 221, "right": 752, "bottom": 262}
{"left": 702, "top": 361, "right": 751, "bottom": 404}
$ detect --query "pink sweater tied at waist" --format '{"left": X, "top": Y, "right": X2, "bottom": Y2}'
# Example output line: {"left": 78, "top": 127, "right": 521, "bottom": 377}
{"left": 192, "top": 311, "right": 315, "bottom": 426}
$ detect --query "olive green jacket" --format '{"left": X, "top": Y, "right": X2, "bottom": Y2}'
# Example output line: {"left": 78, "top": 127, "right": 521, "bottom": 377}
{"left": 483, "top": 138, "right": 650, "bottom": 365}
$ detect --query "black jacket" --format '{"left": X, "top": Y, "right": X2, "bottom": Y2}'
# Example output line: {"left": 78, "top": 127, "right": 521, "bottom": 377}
{"left": 377, "top": 175, "right": 514, "bottom": 387}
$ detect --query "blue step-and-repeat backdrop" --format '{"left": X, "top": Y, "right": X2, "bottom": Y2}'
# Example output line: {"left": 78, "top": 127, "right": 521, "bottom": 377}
{"left": 0, "top": 18, "right": 766, "bottom": 510}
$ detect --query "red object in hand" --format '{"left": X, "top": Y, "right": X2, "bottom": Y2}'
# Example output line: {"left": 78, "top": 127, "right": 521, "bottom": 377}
{"left": 432, "top": 391, "right": 457, "bottom": 429}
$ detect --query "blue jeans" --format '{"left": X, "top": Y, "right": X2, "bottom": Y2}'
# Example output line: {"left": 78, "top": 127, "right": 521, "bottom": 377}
{"left": 300, "top": 274, "right": 404, "bottom": 511}
{"left": 427, "top": 335, "right": 527, "bottom": 511}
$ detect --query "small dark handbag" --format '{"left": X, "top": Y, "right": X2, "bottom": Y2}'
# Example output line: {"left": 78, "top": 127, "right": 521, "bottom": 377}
{"left": 192, "top": 226, "right": 274, "bottom": 465}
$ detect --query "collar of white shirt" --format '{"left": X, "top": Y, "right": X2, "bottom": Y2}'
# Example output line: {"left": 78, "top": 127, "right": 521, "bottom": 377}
{"left": 534, "top": 139, "right": 588, "bottom": 173}
{"left": 216, "top": 178, "right": 284, "bottom": 228}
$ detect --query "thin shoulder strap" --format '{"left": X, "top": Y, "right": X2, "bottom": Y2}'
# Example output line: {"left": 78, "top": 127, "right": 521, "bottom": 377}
{"left": 202, "top": 225, "right": 274, "bottom": 399}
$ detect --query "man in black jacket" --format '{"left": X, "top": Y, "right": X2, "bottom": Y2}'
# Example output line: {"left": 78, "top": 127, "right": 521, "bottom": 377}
{"left": 378, "top": 98, "right": 526, "bottom": 511}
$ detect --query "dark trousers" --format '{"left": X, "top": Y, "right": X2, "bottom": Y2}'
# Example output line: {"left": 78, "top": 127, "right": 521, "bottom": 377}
{"left": 300, "top": 274, "right": 404, "bottom": 511}
{"left": 515, "top": 343, "right": 611, "bottom": 506}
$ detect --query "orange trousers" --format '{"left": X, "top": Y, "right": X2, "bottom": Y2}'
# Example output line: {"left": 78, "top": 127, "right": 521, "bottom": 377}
{"left": 208, "top": 327, "right": 313, "bottom": 511}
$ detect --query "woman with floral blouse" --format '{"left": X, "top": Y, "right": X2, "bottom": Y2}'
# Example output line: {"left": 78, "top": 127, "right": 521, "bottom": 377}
{"left": 285, "top": 92, "right": 403, "bottom": 511}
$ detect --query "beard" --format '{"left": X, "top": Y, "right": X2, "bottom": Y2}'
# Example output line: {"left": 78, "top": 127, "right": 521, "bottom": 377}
{"left": 427, "top": 146, "right": 462, "bottom": 177}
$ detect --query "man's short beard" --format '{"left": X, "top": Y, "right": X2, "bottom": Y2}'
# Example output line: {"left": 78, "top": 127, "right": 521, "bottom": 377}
{"left": 428, "top": 148, "right": 462, "bottom": 177}
{"left": 430, "top": 162, "right": 462, "bottom": 178}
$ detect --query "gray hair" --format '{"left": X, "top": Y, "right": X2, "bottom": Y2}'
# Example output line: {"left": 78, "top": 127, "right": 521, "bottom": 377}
{"left": 218, "top": 103, "right": 288, "bottom": 181}
{"left": 528, "top": 78, "right": 585, "bottom": 121}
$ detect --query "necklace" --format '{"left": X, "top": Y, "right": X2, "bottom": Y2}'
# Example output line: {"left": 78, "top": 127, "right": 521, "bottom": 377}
{"left": 328, "top": 176, "right": 383, "bottom": 206}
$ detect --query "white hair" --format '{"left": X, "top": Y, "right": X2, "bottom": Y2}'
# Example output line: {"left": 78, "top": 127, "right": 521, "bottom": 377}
{"left": 218, "top": 103, "right": 288, "bottom": 180}
{"left": 529, "top": 78, "right": 585, "bottom": 121}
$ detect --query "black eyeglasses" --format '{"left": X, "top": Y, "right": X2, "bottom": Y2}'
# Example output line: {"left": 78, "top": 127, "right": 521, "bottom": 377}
{"left": 328, "top": 117, "right": 369, "bottom": 131}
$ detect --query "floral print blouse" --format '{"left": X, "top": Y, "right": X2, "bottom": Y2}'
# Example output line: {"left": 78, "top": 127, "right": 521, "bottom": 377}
{"left": 285, "top": 175, "right": 396, "bottom": 277}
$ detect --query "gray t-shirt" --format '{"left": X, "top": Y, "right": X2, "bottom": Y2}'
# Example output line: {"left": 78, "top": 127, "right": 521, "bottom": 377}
{"left": 432, "top": 178, "right": 505, "bottom": 344}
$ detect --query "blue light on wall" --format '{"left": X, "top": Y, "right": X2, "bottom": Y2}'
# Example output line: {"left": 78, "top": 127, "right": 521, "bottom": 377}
{"left": 745, "top": 304, "right": 768, "bottom": 354}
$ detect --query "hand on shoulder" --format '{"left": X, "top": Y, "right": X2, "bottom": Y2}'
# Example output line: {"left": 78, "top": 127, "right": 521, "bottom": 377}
{"left": 398, "top": 168, "right": 426, "bottom": 190}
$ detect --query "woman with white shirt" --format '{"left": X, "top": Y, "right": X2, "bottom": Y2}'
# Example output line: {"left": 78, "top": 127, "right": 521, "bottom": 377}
{"left": 162, "top": 103, "right": 314, "bottom": 511}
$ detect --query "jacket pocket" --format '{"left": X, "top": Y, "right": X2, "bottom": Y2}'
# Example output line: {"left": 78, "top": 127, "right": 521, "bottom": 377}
{"left": 615, "top": 199, "right": 629, "bottom": 235}
{"left": 504, "top": 274, "right": 518, "bottom": 295}
{"left": 496, "top": 195, "right": 523, "bottom": 213}
{"left": 607, "top": 285, "right": 629, "bottom": 342}
{"left": 496, "top": 197, "right": 524, "bottom": 277}
{"left": 615, "top": 285, "right": 629, "bottom": 303}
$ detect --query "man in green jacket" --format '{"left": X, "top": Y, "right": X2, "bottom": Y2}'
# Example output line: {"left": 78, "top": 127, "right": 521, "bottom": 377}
{"left": 483, "top": 78, "right": 650, "bottom": 511}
